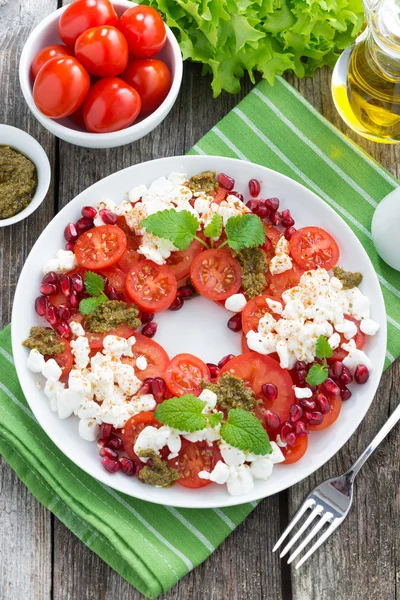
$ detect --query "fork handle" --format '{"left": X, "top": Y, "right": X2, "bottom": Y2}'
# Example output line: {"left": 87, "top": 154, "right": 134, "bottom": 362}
{"left": 347, "top": 402, "right": 400, "bottom": 481}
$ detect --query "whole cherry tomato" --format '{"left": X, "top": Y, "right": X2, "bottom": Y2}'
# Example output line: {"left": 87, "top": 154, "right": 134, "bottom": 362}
{"left": 83, "top": 77, "right": 141, "bottom": 133}
{"left": 120, "top": 58, "right": 171, "bottom": 115}
{"left": 33, "top": 56, "right": 90, "bottom": 118}
{"left": 75, "top": 25, "right": 129, "bottom": 77}
{"left": 31, "top": 44, "right": 73, "bottom": 79}
{"left": 118, "top": 5, "right": 166, "bottom": 58}
{"left": 59, "top": 0, "right": 118, "bottom": 48}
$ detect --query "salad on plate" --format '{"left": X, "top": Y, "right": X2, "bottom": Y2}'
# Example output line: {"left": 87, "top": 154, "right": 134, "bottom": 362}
{"left": 22, "top": 169, "right": 380, "bottom": 497}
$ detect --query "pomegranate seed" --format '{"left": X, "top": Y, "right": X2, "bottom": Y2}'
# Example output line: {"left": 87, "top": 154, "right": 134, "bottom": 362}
{"left": 218, "top": 173, "right": 234, "bottom": 191}
{"left": 339, "top": 365, "right": 353, "bottom": 385}
{"left": 281, "top": 209, "right": 295, "bottom": 227}
{"left": 100, "top": 447, "right": 119, "bottom": 460}
{"left": 262, "top": 237, "right": 273, "bottom": 252}
{"left": 42, "top": 272, "right": 58, "bottom": 285}
{"left": 322, "top": 378, "right": 341, "bottom": 396}
{"left": 269, "top": 211, "right": 282, "bottom": 226}
{"left": 289, "top": 404, "right": 303, "bottom": 423}
{"left": 107, "top": 435, "right": 122, "bottom": 451}
{"left": 152, "top": 377, "right": 166, "bottom": 403}
{"left": 46, "top": 305, "right": 59, "bottom": 326}
{"left": 69, "top": 291, "right": 79, "bottom": 309}
{"left": 300, "top": 398, "right": 316, "bottom": 411}
{"left": 58, "top": 305, "right": 71, "bottom": 321}
{"left": 265, "top": 197, "right": 279, "bottom": 212}
{"left": 207, "top": 363, "right": 220, "bottom": 379}
{"left": 316, "top": 392, "right": 331, "bottom": 414}
{"left": 294, "top": 369, "right": 307, "bottom": 386}
{"left": 100, "top": 423, "right": 113, "bottom": 440}
{"left": 177, "top": 285, "right": 195, "bottom": 299}
{"left": 169, "top": 296, "right": 184, "bottom": 311}
{"left": 60, "top": 275, "right": 71, "bottom": 297}
{"left": 71, "top": 273, "right": 84, "bottom": 292}
{"left": 341, "top": 387, "right": 352, "bottom": 401}
{"left": 254, "top": 204, "right": 269, "bottom": 219}
{"left": 40, "top": 283, "right": 57, "bottom": 296}
{"left": 97, "top": 438, "right": 107, "bottom": 448}
{"left": 286, "top": 432, "right": 297, "bottom": 447}
{"left": 227, "top": 313, "right": 242, "bottom": 332}
{"left": 35, "top": 295, "right": 48, "bottom": 316}
{"left": 119, "top": 457, "right": 135, "bottom": 476}
{"left": 99, "top": 208, "right": 117, "bottom": 224}
{"left": 64, "top": 222, "right": 79, "bottom": 242}
{"left": 218, "top": 354, "right": 235, "bottom": 369}
{"left": 55, "top": 322, "right": 71, "bottom": 339}
{"left": 262, "top": 383, "right": 278, "bottom": 401}
{"left": 101, "top": 275, "right": 109, "bottom": 287}
{"left": 354, "top": 364, "right": 369, "bottom": 384}
{"left": 248, "top": 178, "right": 261, "bottom": 197}
{"left": 105, "top": 284, "right": 119, "bottom": 300}
{"left": 305, "top": 411, "right": 323, "bottom": 425}
{"left": 294, "top": 360, "right": 307, "bottom": 371}
{"left": 284, "top": 227, "right": 296, "bottom": 240}
{"left": 141, "top": 311, "right": 154, "bottom": 324}
{"left": 246, "top": 199, "right": 260, "bottom": 213}
{"left": 76, "top": 216, "right": 94, "bottom": 234}
{"left": 231, "top": 191, "right": 244, "bottom": 202}
{"left": 142, "top": 322, "right": 157, "bottom": 338}
{"left": 264, "top": 410, "right": 280, "bottom": 429}
{"left": 65, "top": 241, "right": 75, "bottom": 251}
{"left": 329, "top": 361, "right": 343, "bottom": 380}
{"left": 280, "top": 421, "right": 293, "bottom": 443}
{"left": 139, "top": 378, "right": 153, "bottom": 395}
{"left": 81, "top": 205, "right": 97, "bottom": 219}
{"left": 295, "top": 420, "right": 308, "bottom": 436}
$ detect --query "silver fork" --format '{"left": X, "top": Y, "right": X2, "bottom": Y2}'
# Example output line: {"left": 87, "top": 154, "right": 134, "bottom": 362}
{"left": 274, "top": 402, "right": 400, "bottom": 569}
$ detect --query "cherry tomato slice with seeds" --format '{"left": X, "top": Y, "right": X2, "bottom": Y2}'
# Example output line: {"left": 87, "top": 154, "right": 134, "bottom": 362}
{"left": 266, "top": 263, "right": 305, "bottom": 299}
{"left": 48, "top": 340, "right": 73, "bottom": 380}
{"left": 121, "top": 333, "right": 170, "bottom": 381}
{"left": 168, "top": 439, "right": 222, "bottom": 488}
{"left": 190, "top": 248, "right": 242, "bottom": 302}
{"left": 165, "top": 239, "right": 204, "bottom": 282}
{"left": 307, "top": 394, "right": 342, "bottom": 431}
{"left": 75, "top": 225, "right": 127, "bottom": 270}
{"left": 122, "top": 412, "right": 160, "bottom": 465}
{"left": 281, "top": 435, "right": 308, "bottom": 464}
{"left": 125, "top": 260, "right": 177, "bottom": 313}
{"left": 242, "top": 294, "right": 283, "bottom": 334}
{"left": 165, "top": 353, "right": 210, "bottom": 397}
{"left": 289, "top": 226, "right": 340, "bottom": 271}
{"left": 328, "top": 316, "right": 365, "bottom": 363}
{"left": 263, "top": 224, "right": 282, "bottom": 260}
{"left": 101, "top": 265, "right": 127, "bottom": 294}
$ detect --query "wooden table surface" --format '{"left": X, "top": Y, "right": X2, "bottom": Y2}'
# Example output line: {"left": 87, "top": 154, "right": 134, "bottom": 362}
{"left": 1, "top": 1, "right": 399, "bottom": 599}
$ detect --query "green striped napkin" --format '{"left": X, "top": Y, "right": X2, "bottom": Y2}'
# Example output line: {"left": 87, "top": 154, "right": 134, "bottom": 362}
{"left": 1, "top": 77, "right": 399, "bottom": 600}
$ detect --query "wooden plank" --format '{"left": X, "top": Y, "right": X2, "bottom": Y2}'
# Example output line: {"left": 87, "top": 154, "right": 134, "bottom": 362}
{"left": 287, "top": 69, "right": 400, "bottom": 600}
{"left": 0, "top": 0, "right": 58, "bottom": 598}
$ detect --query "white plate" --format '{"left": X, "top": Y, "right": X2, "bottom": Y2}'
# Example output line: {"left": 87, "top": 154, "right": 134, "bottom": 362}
{"left": 12, "top": 156, "right": 387, "bottom": 508}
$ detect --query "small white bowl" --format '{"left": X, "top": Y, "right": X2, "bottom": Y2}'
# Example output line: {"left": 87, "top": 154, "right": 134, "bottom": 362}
{"left": 19, "top": 0, "right": 183, "bottom": 149}
{"left": 0, "top": 124, "right": 51, "bottom": 227}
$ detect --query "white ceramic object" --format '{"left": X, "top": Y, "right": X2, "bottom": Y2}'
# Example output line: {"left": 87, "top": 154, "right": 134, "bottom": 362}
{"left": 12, "top": 156, "right": 387, "bottom": 508}
{"left": 371, "top": 187, "right": 400, "bottom": 271}
{"left": 19, "top": 0, "right": 183, "bottom": 149}
{"left": 0, "top": 124, "right": 51, "bottom": 227}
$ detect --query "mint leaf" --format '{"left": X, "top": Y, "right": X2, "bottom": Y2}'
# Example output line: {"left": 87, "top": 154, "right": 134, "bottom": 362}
{"left": 220, "top": 408, "right": 272, "bottom": 455}
{"left": 306, "top": 363, "right": 328, "bottom": 386}
{"left": 79, "top": 296, "right": 107, "bottom": 315}
{"left": 208, "top": 412, "right": 223, "bottom": 428}
{"left": 225, "top": 214, "right": 265, "bottom": 250}
{"left": 84, "top": 271, "right": 105, "bottom": 297}
{"left": 141, "top": 210, "right": 200, "bottom": 251}
{"left": 315, "top": 335, "right": 333, "bottom": 361}
{"left": 204, "top": 214, "right": 223, "bottom": 239}
{"left": 154, "top": 394, "right": 207, "bottom": 432}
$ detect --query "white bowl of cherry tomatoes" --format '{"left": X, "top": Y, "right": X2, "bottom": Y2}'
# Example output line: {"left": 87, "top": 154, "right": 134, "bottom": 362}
{"left": 19, "top": 0, "right": 183, "bottom": 148}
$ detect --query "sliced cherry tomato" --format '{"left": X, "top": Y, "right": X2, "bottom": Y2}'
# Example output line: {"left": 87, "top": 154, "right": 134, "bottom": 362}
{"left": 118, "top": 247, "right": 142, "bottom": 273}
{"left": 125, "top": 260, "right": 177, "bottom": 313}
{"left": 100, "top": 265, "right": 126, "bottom": 294}
{"left": 328, "top": 316, "right": 365, "bottom": 363}
{"left": 120, "top": 58, "right": 171, "bottom": 116}
{"left": 121, "top": 332, "right": 170, "bottom": 381}
{"left": 165, "top": 239, "right": 204, "bottom": 282}
{"left": 121, "top": 412, "right": 160, "bottom": 465}
{"left": 85, "top": 324, "right": 137, "bottom": 350}
{"left": 241, "top": 333, "right": 250, "bottom": 353}
{"left": 190, "top": 248, "right": 242, "bottom": 302}
{"left": 307, "top": 394, "right": 342, "bottom": 431}
{"left": 83, "top": 77, "right": 142, "bottom": 133}
{"left": 75, "top": 225, "right": 127, "bottom": 270}
{"left": 281, "top": 435, "right": 308, "bottom": 464}
{"left": 33, "top": 56, "right": 90, "bottom": 118}
{"left": 59, "top": 0, "right": 118, "bottom": 48}
{"left": 118, "top": 5, "right": 166, "bottom": 58}
{"left": 289, "top": 226, "right": 340, "bottom": 271}
{"left": 75, "top": 25, "right": 129, "bottom": 77}
{"left": 241, "top": 294, "right": 283, "bottom": 334}
{"left": 165, "top": 353, "right": 210, "bottom": 397}
{"left": 31, "top": 44, "right": 73, "bottom": 79}
{"left": 212, "top": 185, "right": 229, "bottom": 204}
{"left": 49, "top": 340, "right": 73, "bottom": 380}
{"left": 266, "top": 263, "right": 306, "bottom": 299}
{"left": 167, "top": 439, "right": 221, "bottom": 488}
{"left": 219, "top": 352, "right": 294, "bottom": 424}
{"left": 263, "top": 224, "right": 282, "bottom": 260}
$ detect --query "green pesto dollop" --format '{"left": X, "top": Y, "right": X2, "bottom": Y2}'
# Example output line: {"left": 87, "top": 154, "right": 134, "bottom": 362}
{"left": 0, "top": 146, "right": 37, "bottom": 219}
{"left": 188, "top": 170, "right": 218, "bottom": 194}
{"left": 138, "top": 450, "right": 181, "bottom": 487}
{"left": 332, "top": 266, "right": 363, "bottom": 289}
{"left": 84, "top": 300, "right": 141, "bottom": 333}
{"left": 22, "top": 326, "right": 65, "bottom": 356}
{"left": 202, "top": 372, "right": 258, "bottom": 413}
{"left": 233, "top": 247, "right": 267, "bottom": 299}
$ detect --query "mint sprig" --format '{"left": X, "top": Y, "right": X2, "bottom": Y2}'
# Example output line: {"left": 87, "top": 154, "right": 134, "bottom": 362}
{"left": 220, "top": 213, "right": 266, "bottom": 250}
{"left": 306, "top": 335, "right": 333, "bottom": 386}
{"left": 220, "top": 409, "right": 272, "bottom": 455}
{"left": 204, "top": 214, "right": 223, "bottom": 239}
{"left": 154, "top": 394, "right": 208, "bottom": 432}
{"left": 79, "top": 272, "right": 108, "bottom": 315}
